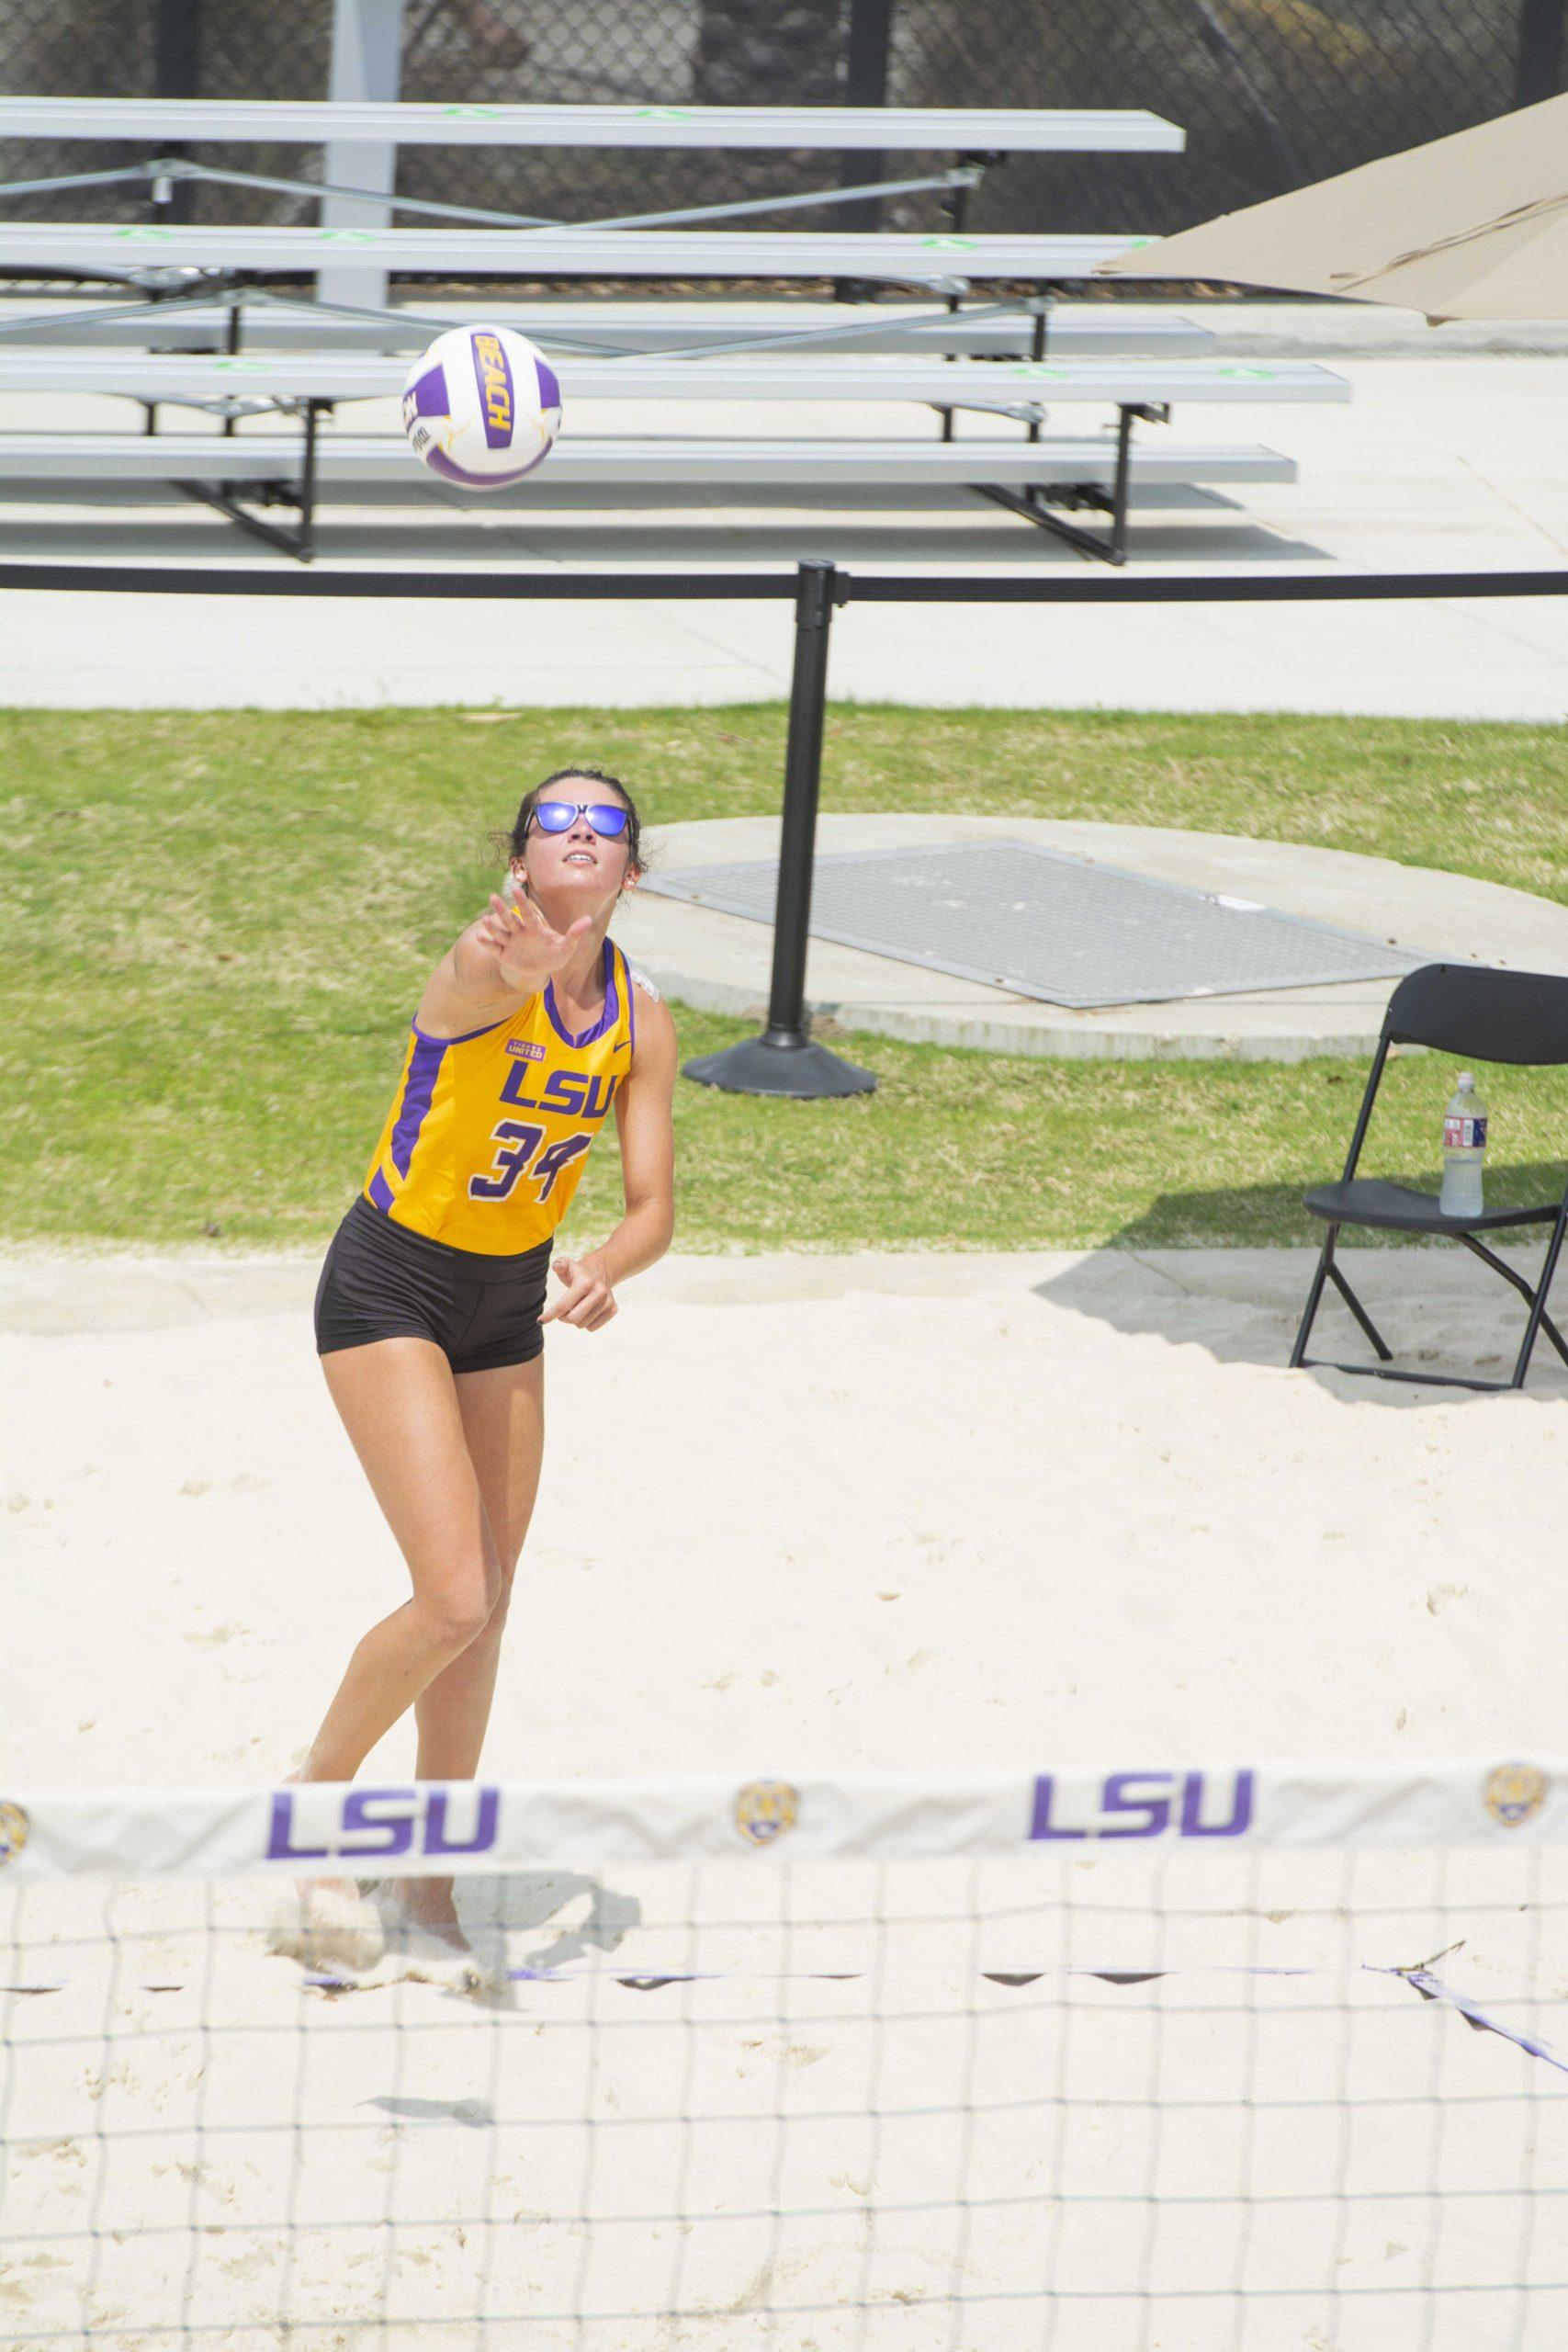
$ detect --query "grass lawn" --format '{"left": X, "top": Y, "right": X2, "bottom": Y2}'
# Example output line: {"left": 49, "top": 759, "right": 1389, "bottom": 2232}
{"left": 6, "top": 703, "right": 1566, "bottom": 1253}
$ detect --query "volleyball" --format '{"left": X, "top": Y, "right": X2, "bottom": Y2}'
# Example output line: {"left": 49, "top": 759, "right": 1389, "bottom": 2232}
{"left": 400, "top": 323, "right": 561, "bottom": 489}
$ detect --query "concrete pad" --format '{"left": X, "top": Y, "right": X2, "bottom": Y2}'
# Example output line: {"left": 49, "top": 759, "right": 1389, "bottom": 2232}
{"left": 615, "top": 813, "right": 1568, "bottom": 1059}
{"left": 3, "top": 300, "right": 1568, "bottom": 718}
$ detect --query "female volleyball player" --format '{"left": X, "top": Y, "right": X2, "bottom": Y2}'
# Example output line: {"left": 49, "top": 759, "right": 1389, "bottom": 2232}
{"left": 293, "top": 766, "right": 675, "bottom": 1957}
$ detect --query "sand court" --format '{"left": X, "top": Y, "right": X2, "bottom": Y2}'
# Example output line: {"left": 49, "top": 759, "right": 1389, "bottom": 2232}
{"left": 6, "top": 1247, "right": 1568, "bottom": 2345}
{"left": 6, "top": 1240, "right": 1568, "bottom": 1790}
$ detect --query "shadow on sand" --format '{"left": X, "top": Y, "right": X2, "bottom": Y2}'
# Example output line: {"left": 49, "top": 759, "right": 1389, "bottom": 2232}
{"left": 1032, "top": 1160, "right": 1568, "bottom": 1407}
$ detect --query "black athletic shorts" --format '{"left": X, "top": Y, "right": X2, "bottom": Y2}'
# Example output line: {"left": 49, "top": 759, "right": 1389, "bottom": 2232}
{"left": 313, "top": 1193, "right": 554, "bottom": 1374}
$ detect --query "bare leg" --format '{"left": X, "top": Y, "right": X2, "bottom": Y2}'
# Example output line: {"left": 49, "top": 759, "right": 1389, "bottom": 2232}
{"left": 415, "top": 1352, "right": 546, "bottom": 1776}
{"left": 400, "top": 1353, "right": 547, "bottom": 1933}
{"left": 278, "top": 1334, "right": 506, "bottom": 1966}
{"left": 302, "top": 1334, "right": 505, "bottom": 1783}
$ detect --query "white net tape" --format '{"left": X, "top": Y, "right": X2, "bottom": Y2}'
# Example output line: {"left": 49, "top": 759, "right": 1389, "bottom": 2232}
{"left": 3, "top": 1764, "right": 1566, "bottom": 2349}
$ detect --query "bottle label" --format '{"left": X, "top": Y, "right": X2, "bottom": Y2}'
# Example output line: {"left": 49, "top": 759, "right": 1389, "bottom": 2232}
{"left": 1444, "top": 1114, "right": 1487, "bottom": 1151}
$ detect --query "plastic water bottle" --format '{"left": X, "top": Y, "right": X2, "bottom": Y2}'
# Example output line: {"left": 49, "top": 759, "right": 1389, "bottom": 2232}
{"left": 1438, "top": 1072, "right": 1488, "bottom": 1219}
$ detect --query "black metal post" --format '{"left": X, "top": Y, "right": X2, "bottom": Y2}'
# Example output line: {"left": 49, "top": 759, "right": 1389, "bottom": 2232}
{"left": 832, "top": 0, "right": 895, "bottom": 300}
{"left": 297, "top": 400, "right": 324, "bottom": 563}
{"left": 1515, "top": 0, "right": 1567, "bottom": 104}
{"left": 682, "top": 560, "right": 876, "bottom": 1099}
{"left": 839, "top": 0, "right": 894, "bottom": 230}
{"left": 152, "top": 0, "right": 203, "bottom": 223}
{"left": 1027, "top": 297, "right": 1048, "bottom": 444}
{"left": 221, "top": 300, "right": 241, "bottom": 435}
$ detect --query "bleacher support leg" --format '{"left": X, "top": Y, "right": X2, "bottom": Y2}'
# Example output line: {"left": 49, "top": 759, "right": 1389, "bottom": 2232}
{"left": 172, "top": 399, "right": 327, "bottom": 563}
{"left": 935, "top": 172, "right": 975, "bottom": 447}
{"left": 682, "top": 561, "right": 875, "bottom": 1099}
{"left": 296, "top": 399, "right": 323, "bottom": 561}
{"left": 1027, "top": 295, "right": 1048, "bottom": 445}
{"left": 832, "top": 0, "right": 894, "bottom": 297}
{"left": 939, "top": 293, "right": 960, "bottom": 445}
{"left": 975, "top": 405, "right": 1168, "bottom": 564}
{"left": 1109, "top": 402, "right": 1137, "bottom": 562}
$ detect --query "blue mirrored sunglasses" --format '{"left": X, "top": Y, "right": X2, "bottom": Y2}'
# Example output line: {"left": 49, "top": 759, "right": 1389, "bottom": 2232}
{"left": 528, "top": 800, "right": 629, "bottom": 840}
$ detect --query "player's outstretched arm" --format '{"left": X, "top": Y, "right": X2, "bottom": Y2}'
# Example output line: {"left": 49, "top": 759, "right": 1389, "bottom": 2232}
{"left": 469, "top": 885, "right": 592, "bottom": 1001}
{"left": 416, "top": 884, "right": 594, "bottom": 1034}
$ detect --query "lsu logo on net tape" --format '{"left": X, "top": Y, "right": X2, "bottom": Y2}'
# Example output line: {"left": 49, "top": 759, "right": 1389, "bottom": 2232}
{"left": 0, "top": 1801, "right": 30, "bottom": 1867}
{"left": 1483, "top": 1763, "right": 1548, "bottom": 1828}
{"left": 734, "top": 1781, "right": 799, "bottom": 1849}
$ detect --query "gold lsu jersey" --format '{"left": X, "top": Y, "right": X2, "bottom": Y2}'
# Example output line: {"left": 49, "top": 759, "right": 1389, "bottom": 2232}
{"left": 362, "top": 936, "right": 644, "bottom": 1253}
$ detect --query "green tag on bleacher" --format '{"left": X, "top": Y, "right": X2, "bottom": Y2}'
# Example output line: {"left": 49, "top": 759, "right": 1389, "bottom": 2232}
{"left": 318, "top": 231, "right": 377, "bottom": 244}
{"left": 1010, "top": 364, "right": 1067, "bottom": 379}
{"left": 114, "top": 227, "right": 175, "bottom": 242}
{"left": 444, "top": 106, "right": 501, "bottom": 118}
{"left": 1217, "top": 366, "right": 1277, "bottom": 379}
{"left": 922, "top": 236, "right": 977, "bottom": 250}
{"left": 634, "top": 107, "right": 692, "bottom": 119}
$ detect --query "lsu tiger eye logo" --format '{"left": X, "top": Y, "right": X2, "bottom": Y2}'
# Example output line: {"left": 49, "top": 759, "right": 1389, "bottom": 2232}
{"left": 734, "top": 1781, "right": 799, "bottom": 1849}
{"left": 1483, "top": 1763, "right": 1548, "bottom": 1828}
{"left": 472, "top": 333, "right": 513, "bottom": 437}
{"left": 0, "top": 1802, "right": 30, "bottom": 1866}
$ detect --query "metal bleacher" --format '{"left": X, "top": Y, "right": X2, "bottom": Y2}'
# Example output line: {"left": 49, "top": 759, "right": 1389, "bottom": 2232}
{"left": 0, "top": 94, "right": 1339, "bottom": 564}
{"left": 0, "top": 345, "right": 1341, "bottom": 558}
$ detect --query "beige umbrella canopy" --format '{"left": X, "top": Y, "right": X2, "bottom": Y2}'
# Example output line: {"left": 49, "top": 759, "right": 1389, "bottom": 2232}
{"left": 1095, "top": 91, "right": 1568, "bottom": 322}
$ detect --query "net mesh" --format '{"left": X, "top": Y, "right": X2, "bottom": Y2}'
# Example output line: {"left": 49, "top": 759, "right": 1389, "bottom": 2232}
{"left": 3, "top": 1775, "right": 1568, "bottom": 2348}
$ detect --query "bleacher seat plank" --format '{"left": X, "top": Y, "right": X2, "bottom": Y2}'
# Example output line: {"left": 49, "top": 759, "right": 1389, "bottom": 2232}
{"left": 0, "top": 352, "right": 1347, "bottom": 407}
{"left": 0, "top": 98, "right": 1183, "bottom": 154}
{"left": 0, "top": 430, "right": 1297, "bottom": 490}
{"left": 0, "top": 226, "right": 1145, "bottom": 283}
{"left": 0, "top": 304, "right": 1216, "bottom": 360}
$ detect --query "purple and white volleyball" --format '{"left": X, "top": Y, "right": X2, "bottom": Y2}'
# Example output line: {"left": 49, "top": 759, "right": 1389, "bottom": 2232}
{"left": 400, "top": 324, "right": 562, "bottom": 489}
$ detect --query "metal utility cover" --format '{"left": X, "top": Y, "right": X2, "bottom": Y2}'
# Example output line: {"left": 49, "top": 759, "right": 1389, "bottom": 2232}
{"left": 641, "top": 839, "right": 1426, "bottom": 1008}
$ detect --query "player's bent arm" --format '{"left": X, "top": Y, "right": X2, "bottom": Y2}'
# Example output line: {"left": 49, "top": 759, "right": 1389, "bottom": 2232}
{"left": 590, "top": 992, "right": 678, "bottom": 1288}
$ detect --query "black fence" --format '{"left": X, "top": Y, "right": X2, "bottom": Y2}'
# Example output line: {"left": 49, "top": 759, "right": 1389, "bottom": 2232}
{"left": 0, "top": 0, "right": 1564, "bottom": 244}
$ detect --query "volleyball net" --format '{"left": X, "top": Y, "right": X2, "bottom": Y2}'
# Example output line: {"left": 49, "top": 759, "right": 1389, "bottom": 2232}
{"left": 3, "top": 1763, "right": 1566, "bottom": 2350}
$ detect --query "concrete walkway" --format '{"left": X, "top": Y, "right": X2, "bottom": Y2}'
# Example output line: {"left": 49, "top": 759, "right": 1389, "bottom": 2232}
{"left": 615, "top": 814, "right": 1568, "bottom": 1058}
{"left": 2, "top": 300, "right": 1566, "bottom": 718}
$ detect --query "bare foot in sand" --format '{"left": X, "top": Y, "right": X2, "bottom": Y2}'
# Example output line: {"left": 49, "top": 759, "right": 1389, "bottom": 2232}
{"left": 393, "top": 1872, "right": 472, "bottom": 1953}
{"left": 271, "top": 1770, "right": 384, "bottom": 1971}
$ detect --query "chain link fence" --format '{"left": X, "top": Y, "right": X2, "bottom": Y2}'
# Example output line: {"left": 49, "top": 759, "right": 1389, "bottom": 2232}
{"left": 0, "top": 0, "right": 1562, "bottom": 245}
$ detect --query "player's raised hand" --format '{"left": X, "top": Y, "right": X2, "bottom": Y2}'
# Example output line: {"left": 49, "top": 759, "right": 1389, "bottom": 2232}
{"left": 474, "top": 883, "right": 592, "bottom": 995}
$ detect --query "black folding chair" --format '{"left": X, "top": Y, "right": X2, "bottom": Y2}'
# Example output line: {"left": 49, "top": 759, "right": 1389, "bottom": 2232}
{"left": 1291, "top": 963, "right": 1568, "bottom": 1393}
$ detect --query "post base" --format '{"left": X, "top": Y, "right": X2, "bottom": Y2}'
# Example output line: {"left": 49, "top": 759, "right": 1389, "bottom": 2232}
{"left": 682, "top": 1029, "right": 876, "bottom": 1100}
